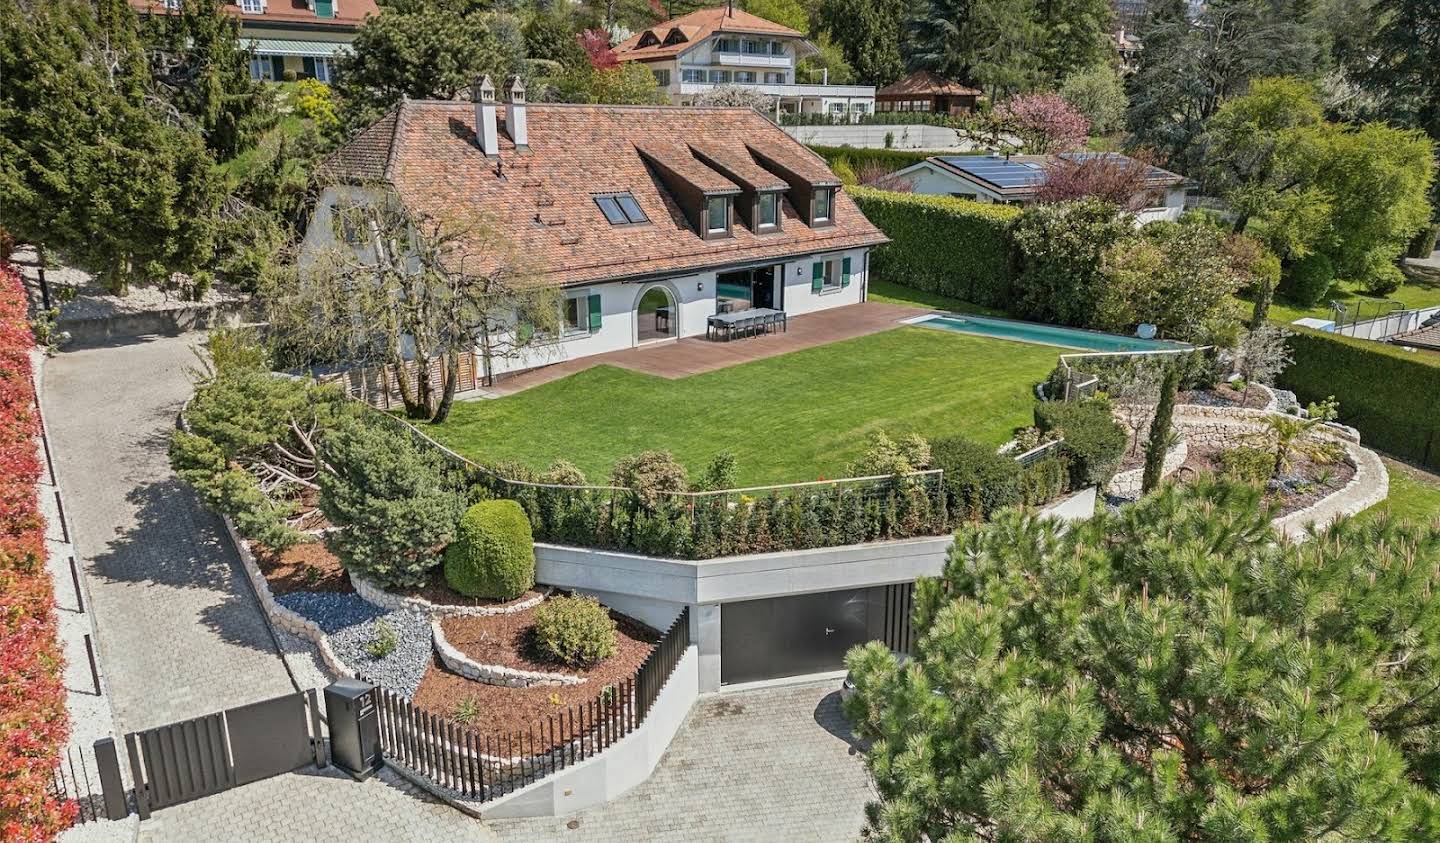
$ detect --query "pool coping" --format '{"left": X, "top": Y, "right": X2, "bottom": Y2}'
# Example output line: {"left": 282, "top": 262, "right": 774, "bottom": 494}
{"left": 902, "top": 311, "right": 1192, "bottom": 352}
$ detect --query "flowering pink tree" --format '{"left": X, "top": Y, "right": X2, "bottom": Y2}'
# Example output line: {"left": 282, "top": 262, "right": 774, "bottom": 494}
{"left": 993, "top": 93, "right": 1090, "bottom": 154}
{"left": 578, "top": 29, "right": 618, "bottom": 70}
{"left": 1034, "top": 153, "right": 1155, "bottom": 208}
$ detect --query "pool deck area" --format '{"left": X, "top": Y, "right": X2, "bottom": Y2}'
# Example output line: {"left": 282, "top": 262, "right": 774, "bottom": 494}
{"left": 485, "top": 301, "right": 921, "bottom": 396}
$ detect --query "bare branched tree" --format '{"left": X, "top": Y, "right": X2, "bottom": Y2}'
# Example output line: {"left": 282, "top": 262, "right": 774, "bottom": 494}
{"left": 270, "top": 186, "right": 560, "bottom": 423}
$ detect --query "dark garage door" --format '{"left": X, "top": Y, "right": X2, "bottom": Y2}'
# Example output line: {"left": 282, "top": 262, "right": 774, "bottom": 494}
{"left": 720, "top": 583, "right": 914, "bottom": 685}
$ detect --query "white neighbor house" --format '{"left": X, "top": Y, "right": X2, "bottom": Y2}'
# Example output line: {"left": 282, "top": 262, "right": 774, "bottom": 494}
{"left": 308, "top": 77, "right": 887, "bottom": 382}
{"left": 613, "top": 6, "right": 876, "bottom": 122}
{"left": 892, "top": 152, "right": 1192, "bottom": 224}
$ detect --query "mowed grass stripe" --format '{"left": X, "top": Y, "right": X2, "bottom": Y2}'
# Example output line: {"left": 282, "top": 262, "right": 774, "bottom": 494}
{"left": 428, "top": 327, "right": 1061, "bottom": 486}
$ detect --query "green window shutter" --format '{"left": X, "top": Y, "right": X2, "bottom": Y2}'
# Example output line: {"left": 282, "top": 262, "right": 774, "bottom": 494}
{"left": 315, "top": 0, "right": 333, "bottom": 17}
{"left": 587, "top": 294, "right": 602, "bottom": 332}
{"left": 811, "top": 262, "right": 824, "bottom": 293}
{"left": 841, "top": 257, "right": 852, "bottom": 288}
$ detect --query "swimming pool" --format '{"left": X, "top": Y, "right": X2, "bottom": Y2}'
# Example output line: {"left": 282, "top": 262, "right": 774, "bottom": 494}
{"left": 913, "top": 314, "right": 1189, "bottom": 353}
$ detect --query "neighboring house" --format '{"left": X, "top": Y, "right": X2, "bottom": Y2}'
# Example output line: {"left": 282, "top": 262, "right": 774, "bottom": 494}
{"left": 1113, "top": 28, "right": 1142, "bottom": 72}
{"left": 309, "top": 77, "right": 887, "bottom": 381}
{"left": 612, "top": 6, "right": 876, "bottom": 122}
{"left": 891, "top": 152, "right": 1191, "bottom": 223}
{"left": 129, "top": 0, "right": 379, "bottom": 83}
{"left": 874, "top": 70, "right": 982, "bottom": 116}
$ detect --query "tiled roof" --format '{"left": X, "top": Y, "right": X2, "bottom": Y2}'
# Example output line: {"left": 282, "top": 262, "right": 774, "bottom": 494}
{"left": 129, "top": 0, "right": 377, "bottom": 29}
{"left": 876, "top": 70, "right": 982, "bottom": 98}
{"left": 319, "top": 101, "right": 887, "bottom": 287}
{"left": 614, "top": 7, "right": 805, "bottom": 61}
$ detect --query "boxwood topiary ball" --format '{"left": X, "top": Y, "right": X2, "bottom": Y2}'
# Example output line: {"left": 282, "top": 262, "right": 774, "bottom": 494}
{"left": 443, "top": 500, "right": 535, "bottom": 600}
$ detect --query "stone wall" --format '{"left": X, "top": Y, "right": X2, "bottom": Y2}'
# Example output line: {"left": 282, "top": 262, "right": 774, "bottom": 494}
{"left": 352, "top": 573, "right": 546, "bottom": 618}
{"left": 430, "top": 616, "right": 586, "bottom": 688}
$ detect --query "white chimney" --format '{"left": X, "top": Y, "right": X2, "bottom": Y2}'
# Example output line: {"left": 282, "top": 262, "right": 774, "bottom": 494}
{"left": 505, "top": 75, "right": 528, "bottom": 151}
{"left": 472, "top": 74, "right": 498, "bottom": 158}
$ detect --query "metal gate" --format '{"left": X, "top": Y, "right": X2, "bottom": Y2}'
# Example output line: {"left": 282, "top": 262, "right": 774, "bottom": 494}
{"left": 124, "top": 689, "right": 325, "bottom": 817}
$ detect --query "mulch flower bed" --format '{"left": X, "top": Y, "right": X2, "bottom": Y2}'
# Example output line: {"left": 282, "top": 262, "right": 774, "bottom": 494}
{"left": 253, "top": 540, "right": 352, "bottom": 594}
{"left": 413, "top": 605, "right": 660, "bottom": 740}
{"left": 1180, "top": 383, "right": 1272, "bottom": 410}
{"left": 1178, "top": 443, "right": 1355, "bottom": 518}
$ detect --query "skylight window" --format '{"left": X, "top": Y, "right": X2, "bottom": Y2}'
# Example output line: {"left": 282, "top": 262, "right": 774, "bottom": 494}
{"left": 594, "top": 193, "right": 648, "bottom": 226}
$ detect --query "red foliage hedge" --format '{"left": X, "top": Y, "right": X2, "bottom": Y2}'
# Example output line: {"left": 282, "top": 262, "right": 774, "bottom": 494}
{"left": 0, "top": 260, "right": 73, "bottom": 840}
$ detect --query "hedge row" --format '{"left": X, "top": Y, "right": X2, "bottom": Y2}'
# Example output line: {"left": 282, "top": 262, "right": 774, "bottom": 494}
{"left": 809, "top": 145, "right": 936, "bottom": 175}
{"left": 0, "top": 260, "right": 73, "bottom": 838}
{"left": 849, "top": 186, "right": 1020, "bottom": 308}
{"left": 1279, "top": 328, "right": 1440, "bottom": 469}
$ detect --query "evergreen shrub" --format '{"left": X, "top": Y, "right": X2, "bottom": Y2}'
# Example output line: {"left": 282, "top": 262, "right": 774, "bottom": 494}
{"left": 443, "top": 500, "right": 535, "bottom": 599}
{"left": 533, "top": 595, "right": 618, "bottom": 667}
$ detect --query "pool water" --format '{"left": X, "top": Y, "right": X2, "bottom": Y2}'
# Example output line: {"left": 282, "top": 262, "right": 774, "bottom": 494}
{"left": 915, "top": 314, "right": 1189, "bottom": 353}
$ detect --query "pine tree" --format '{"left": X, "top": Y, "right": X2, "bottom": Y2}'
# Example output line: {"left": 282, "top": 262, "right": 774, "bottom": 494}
{"left": 845, "top": 479, "right": 1440, "bottom": 839}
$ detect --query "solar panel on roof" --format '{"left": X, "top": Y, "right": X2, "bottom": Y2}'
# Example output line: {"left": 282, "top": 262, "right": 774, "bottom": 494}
{"left": 940, "top": 156, "right": 1045, "bottom": 188}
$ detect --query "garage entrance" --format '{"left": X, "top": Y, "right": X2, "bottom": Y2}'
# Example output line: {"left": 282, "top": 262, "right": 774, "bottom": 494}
{"left": 719, "top": 583, "right": 914, "bottom": 685}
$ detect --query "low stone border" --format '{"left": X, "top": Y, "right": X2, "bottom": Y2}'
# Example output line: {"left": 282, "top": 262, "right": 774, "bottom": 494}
{"left": 1107, "top": 439, "right": 1188, "bottom": 499}
{"left": 353, "top": 573, "right": 546, "bottom": 618}
{"left": 1273, "top": 436, "right": 1388, "bottom": 539}
{"left": 221, "top": 514, "right": 357, "bottom": 681}
{"left": 431, "top": 616, "right": 587, "bottom": 688}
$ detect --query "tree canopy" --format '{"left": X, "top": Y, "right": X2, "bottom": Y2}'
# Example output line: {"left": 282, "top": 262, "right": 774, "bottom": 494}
{"left": 846, "top": 479, "right": 1440, "bottom": 840}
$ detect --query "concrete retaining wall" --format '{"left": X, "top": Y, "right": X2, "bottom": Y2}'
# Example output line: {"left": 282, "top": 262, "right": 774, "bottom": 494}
{"left": 59, "top": 301, "right": 247, "bottom": 347}
{"left": 481, "top": 645, "right": 701, "bottom": 819}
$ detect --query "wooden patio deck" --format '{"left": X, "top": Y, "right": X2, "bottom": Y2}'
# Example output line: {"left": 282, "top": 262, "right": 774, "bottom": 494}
{"left": 485, "top": 301, "right": 924, "bottom": 396}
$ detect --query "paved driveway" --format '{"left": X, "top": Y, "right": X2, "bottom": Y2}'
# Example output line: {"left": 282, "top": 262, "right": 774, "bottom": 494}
{"left": 491, "top": 680, "right": 875, "bottom": 842}
{"left": 43, "top": 334, "right": 295, "bottom": 732}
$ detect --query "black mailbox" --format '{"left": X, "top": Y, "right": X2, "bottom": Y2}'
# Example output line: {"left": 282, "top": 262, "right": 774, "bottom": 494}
{"left": 325, "top": 679, "right": 381, "bottom": 780}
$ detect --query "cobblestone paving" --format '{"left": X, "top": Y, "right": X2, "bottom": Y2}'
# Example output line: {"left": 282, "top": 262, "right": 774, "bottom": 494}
{"left": 490, "top": 681, "right": 875, "bottom": 842}
{"left": 42, "top": 335, "right": 295, "bottom": 732}
{"left": 136, "top": 766, "right": 497, "bottom": 842}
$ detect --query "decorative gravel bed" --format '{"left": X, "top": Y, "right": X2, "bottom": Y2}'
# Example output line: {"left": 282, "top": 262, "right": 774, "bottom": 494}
{"left": 275, "top": 592, "right": 431, "bottom": 697}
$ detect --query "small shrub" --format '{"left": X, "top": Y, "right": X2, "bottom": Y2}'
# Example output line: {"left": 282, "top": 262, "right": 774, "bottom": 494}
{"left": 363, "top": 620, "right": 398, "bottom": 659}
{"left": 1364, "top": 263, "right": 1404, "bottom": 297}
{"left": 444, "top": 500, "right": 536, "bottom": 600}
{"left": 930, "top": 436, "right": 1021, "bottom": 520}
{"left": 611, "top": 451, "right": 688, "bottom": 506}
{"left": 282, "top": 68, "right": 298, "bottom": 82}
{"left": 454, "top": 696, "right": 480, "bottom": 724}
{"left": 1280, "top": 253, "right": 1335, "bottom": 307}
{"left": 1034, "top": 398, "right": 1127, "bottom": 488}
{"left": 694, "top": 451, "right": 738, "bottom": 491}
{"left": 1217, "top": 446, "right": 1273, "bottom": 485}
{"left": 849, "top": 429, "right": 931, "bottom": 477}
{"left": 832, "top": 156, "right": 858, "bottom": 186}
{"left": 533, "top": 595, "right": 619, "bottom": 667}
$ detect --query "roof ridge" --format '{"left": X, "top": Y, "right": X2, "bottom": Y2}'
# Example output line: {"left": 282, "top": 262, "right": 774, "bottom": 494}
{"left": 382, "top": 98, "right": 410, "bottom": 184}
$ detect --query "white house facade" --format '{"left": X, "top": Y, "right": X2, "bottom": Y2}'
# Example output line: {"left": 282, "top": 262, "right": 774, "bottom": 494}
{"left": 613, "top": 7, "right": 876, "bottom": 121}
{"left": 308, "top": 79, "right": 887, "bottom": 383}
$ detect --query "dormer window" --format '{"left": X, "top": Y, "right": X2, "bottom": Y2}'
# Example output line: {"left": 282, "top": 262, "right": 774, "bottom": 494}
{"left": 757, "top": 193, "right": 779, "bottom": 230}
{"left": 239, "top": 0, "right": 263, "bottom": 12}
{"left": 664, "top": 27, "right": 689, "bottom": 46}
{"left": 706, "top": 195, "right": 731, "bottom": 236}
{"left": 813, "top": 188, "right": 833, "bottom": 224}
{"left": 594, "top": 192, "right": 649, "bottom": 226}
{"left": 637, "top": 30, "right": 661, "bottom": 48}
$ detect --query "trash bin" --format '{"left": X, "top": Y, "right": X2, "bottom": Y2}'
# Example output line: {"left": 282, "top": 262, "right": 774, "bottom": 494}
{"left": 325, "top": 679, "right": 382, "bottom": 780}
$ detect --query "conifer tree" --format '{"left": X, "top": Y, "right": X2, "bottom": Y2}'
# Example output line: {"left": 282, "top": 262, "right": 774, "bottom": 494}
{"left": 846, "top": 480, "right": 1440, "bottom": 839}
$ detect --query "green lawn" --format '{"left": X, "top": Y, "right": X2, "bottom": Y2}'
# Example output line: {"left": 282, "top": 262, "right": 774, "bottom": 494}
{"left": 429, "top": 327, "right": 1061, "bottom": 486}
{"left": 1239, "top": 265, "right": 1440, "bottom": 326}
{"left": 1356, "top": 457, "right": 1440, "bottom": 526}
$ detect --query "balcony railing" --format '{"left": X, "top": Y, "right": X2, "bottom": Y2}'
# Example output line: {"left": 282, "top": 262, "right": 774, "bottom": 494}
{"left": 715, "top": 52, "right": 791, "bottom": 68}
{"left": 678, "top": 80, "right": 876, "bottom": 99}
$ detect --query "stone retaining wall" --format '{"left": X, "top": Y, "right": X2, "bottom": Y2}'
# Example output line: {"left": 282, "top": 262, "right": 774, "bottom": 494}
{"left": 353, "top": 573, "right": 546, "bottom": 618}
{"left": 430, "top": 616, "right": 586, "bottom": 688}
{"left": 220, "top": 514, "right": 357, "bottom": 681}
{"left": 1107, "top": 440, "right": 1188, "bottom": 498}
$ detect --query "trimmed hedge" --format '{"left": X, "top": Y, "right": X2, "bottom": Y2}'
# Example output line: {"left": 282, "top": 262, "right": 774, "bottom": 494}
{"left": 1279, "top": 328, "right": 1440, "bottom": 469}
{"left": 850, "top": 186, "right": 1020, "bottom": 307}
{"left": 444, "top": 500, "right": 536, "bottom": 599}
{"left": 1034, "top": 398, "right": 1128, "bottom": 488}
{"left": 809, "top": 145, "right": 935, "bottom": 175}
{"left": 930, "top": 436, "right": 1021, "bottom": 520}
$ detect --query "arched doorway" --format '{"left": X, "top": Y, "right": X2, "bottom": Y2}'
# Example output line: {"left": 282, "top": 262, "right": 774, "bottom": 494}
{"left": 635, "top": 285, "right": 675, "bottom": 343}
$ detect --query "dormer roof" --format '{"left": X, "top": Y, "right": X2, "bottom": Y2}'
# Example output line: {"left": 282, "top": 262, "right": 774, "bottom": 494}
{"left": 317, "top": 103, "right": 885, "bottom": 287}
{"left": 614, "top": 6, "right": 806, "bottom": 62}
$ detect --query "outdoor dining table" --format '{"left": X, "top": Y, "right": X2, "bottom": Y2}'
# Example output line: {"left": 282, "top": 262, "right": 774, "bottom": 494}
{"left": 706, "top": 307, "right": 788, "bottom": 341}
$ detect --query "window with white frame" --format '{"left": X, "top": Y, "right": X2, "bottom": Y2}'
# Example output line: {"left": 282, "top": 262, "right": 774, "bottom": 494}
{"left": 681, "top": 68, "right": 705, "bottom": 83}
{"left": 311, "top": 56, "right": 332, "bottom": 83}
{"left": 561, "top": 295, "right": 587, "bottom": 335}
{"left": 764, "top": 71, "right": 785, "bottom": 84}
{"left": 769, "top": 41, "right": 784, "bottom": 55}
{"left": 239, "top": 0, "right": 263, "bottom": 13}
{"left": 652, "top": 68, "right": 671, "bottom": 86}
{"left": 757, "top": 192, "right": 779, "bottom": 229}
{"left": 813, "top": 188, "right": 833, "bottom": 223}
{"left": 829, "top": 102, "right": 844, "bottom": 114}
{"left": 822, "top": 259, "right": 843, "bottom": 290}
{"left": 706, "top": 195, "right": 730, "bottom": 235}
{"left": 249, "top": 56, "right": 274, "bottom": 81}
{"left": 708, "top": 69, "right": 730, "bottom": 83}
{"left": 735, "top": 71, "right": 756, "bottom": 84}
